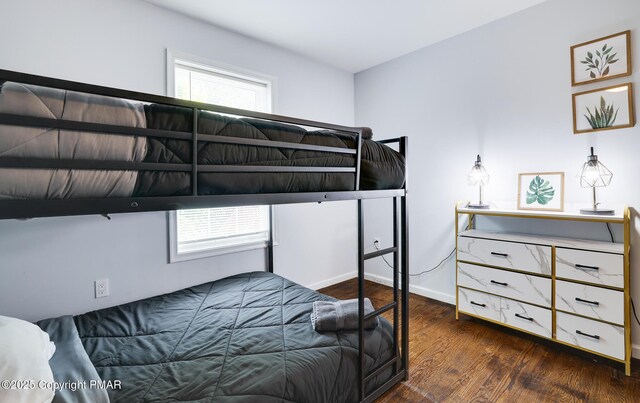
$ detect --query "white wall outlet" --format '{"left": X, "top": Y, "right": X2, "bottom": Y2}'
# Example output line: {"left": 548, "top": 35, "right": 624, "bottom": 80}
{"left": 373, "top": 237, "right": 381, "bottom": 246}
{"left": 95, "top": 279, "right": 109, "bottom": 298}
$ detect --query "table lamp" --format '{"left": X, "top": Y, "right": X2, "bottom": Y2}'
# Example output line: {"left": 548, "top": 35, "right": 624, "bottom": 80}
{"left": 577, "top": 147, "right": 613, "bottom": 215}
{"left": 468, "top": 154, "right": 490, "bottom": 209}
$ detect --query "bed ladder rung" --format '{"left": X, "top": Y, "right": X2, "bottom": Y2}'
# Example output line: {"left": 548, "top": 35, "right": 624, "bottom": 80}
{"left": 364, "top": 356, "right": 398, "bottom": 383}
{"left": 363, "top": 246, "right": 397, "bottom": 260}
{"left": 364, "top": 301, "right": 396, "bottom": 321}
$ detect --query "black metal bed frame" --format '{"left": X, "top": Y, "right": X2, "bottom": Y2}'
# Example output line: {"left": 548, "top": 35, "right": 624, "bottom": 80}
{"left": 0, "top": 69, "right": 409, "bottom": 402}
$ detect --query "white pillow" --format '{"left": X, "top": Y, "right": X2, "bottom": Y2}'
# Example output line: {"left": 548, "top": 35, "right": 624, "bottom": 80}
{"left": 0, "top": 315, "right": 56, "bottom": 403}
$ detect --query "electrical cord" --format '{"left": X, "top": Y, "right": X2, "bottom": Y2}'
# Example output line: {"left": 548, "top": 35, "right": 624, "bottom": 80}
{"left": 603, "top": 223, "right": 640, "bottom": 326}
{"left": 606, "top": 222, "right": 615, "bottom": 243}
{"left": 409, "top": 248, "right": 456, "bottom": 276}
{"left": 370, "top": 215, "right": 473, "bottom": 276}
{"left": 373, "top": 241, "right": 395, "bottom": 269}
{"left": 632, "top": 299, "right": 640, "bottom": 327}
{"left": 372, "top": 241, "right": 456, "bottom": 276}
{"left": 371, "top": 214, "right": 471, "bottom": 277}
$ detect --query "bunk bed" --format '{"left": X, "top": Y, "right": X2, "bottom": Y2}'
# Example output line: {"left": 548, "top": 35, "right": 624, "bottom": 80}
{"left": 0, "top": 69, "right": 409, "bottom": 403}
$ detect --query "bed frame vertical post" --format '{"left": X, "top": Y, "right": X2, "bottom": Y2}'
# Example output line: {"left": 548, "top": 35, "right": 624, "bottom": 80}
{"left": 393, "top": 196, "right": 400, "bottom": 374}
{"left": 399, "top": 136, "right": 409, "bottom": 381}
{"left": 357, "top": 198, "right": 365, "bottom": 401}
{"left": 267, "top": 206, "right": 274, "bottom": 273}
{"left": 354, "top": 129, "right": 363, "bottom": 191}
{"left": 191, "top": 108, "right": 198, "bottom": 196}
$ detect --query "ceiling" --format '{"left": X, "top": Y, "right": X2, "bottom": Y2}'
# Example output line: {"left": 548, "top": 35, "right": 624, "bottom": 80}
{"left": 146, "top": 0, "right": 548, "bottom": 72}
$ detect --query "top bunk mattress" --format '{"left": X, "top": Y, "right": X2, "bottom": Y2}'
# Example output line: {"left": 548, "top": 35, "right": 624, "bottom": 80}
{"left": 0, "top": 81, "right": 405, "bottom": 200}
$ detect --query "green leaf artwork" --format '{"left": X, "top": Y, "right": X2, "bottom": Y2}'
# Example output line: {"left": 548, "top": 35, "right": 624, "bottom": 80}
{"left": 580, "top": 43, "right": 618, "bottom": 79}
{"left": 584, "top": 96, "right": 618, "bottom": 129}
{"left": 526, "top": 176, "right": 555, "bottom": 205}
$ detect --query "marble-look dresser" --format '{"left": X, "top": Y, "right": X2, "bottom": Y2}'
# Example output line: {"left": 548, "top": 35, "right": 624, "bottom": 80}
{"left": 455, "top": 205, "right": 632, "bottom": 376}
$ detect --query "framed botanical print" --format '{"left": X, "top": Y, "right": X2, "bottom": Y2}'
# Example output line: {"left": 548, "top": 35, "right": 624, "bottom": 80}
{"left": 571, "top": 30, "right": 631, "bottom": 86}
{"left": 517, "top": 172, "right": 564, "bottom": 212}
{"left": 572, "top": 83, "right": 635, "bottom": 134}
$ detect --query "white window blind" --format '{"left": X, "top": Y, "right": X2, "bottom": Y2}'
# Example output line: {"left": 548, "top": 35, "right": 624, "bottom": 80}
{"left": 176, "top": 206, "right": 270, "bottom": 254}
{"left": 174, "top": 60, "right": 270, "bottom": 112}
{"left": 169, "top": 56, "right": 274, "bottom": 261}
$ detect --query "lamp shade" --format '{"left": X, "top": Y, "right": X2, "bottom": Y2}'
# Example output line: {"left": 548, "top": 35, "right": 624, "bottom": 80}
{"left": 468, "top": 155, "right": 490, "bottom": 186}
{"left": 577, "top": 147, "right": 612, "bottom": 188}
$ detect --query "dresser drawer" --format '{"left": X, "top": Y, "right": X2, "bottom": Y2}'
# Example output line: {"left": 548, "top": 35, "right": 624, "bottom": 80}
{"left": 555, "top": 280, "right": 624, "bottom": 325}
{"left": 458, "top": 287, "right": 501, "bottom": 322}
{"left": 457, "top": 236, "right": 551, "bottom": 275}
{"left": 457, "top": 262, "right": 552, "bottom": 307}
{"left": 556, "top": 312, "right": 625, "bottom": 360}
{"left": 500, "top": 298, "right": 552, "bottom": 338}
{"left": 556, "top": 248, "right": 624, "bottom": 289}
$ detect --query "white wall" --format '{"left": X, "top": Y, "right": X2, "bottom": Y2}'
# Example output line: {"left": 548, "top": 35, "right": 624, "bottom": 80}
{"left": 355, "top": 0, "right": 640, "bottom": 356}
{"left": 0, "top": 0, "right": 356, "bottom": 322}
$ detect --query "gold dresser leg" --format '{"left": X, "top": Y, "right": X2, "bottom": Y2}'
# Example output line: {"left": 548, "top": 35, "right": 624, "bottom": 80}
{"left": 624, "top": 206, "right": 631, "bottom": 376}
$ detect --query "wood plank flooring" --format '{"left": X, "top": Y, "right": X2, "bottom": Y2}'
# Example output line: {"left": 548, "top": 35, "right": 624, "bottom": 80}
{"left": 320, "top": 279, "right": 640, "bottom": 402}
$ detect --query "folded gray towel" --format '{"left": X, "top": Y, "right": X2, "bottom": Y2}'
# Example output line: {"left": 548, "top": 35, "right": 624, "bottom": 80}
{"left": 311, "top": 298, "right": 379, "bottom": 332}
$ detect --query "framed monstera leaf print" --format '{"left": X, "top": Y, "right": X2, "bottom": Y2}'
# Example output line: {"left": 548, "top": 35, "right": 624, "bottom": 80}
{"left": 518, "top": 172, "right": 564, "bottom": 212}
{"left": 571, "top": 30, "right": 631, "bottom": 86}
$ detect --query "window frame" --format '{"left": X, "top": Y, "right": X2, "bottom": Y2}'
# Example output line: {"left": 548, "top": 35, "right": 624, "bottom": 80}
{"left": 166, "top": 49, "right": 279, "bottom": 263}
{"left": 166, "top": 49, "right": 277, "bottom": 106}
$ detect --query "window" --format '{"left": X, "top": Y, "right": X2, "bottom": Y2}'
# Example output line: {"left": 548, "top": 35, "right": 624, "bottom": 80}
{"left": 173, "top": 59, "right": 271, "bottom": 112}
{"left": 168, "top": 54, "right": 275, "bottom": 262}
{"left": 172, "top": 205, "right": 271, "bottom": 258}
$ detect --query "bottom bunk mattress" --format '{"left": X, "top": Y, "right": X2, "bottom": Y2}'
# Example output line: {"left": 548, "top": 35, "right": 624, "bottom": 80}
{"left": 48, "top": 272, "right": 395, "bottom": 402}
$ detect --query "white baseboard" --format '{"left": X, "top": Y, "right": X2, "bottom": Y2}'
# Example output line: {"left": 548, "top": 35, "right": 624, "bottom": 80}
{"left": 308, "top": 271, "right": 456, "bottom": 306}
{"left": 307, "top": 271, "right": 357, "bottom": 290}
{"left": 633, "top": 343, "right": 640, "bottom": 359}
{"left": 364, "top": 273, "right": 456, "bottom": 305}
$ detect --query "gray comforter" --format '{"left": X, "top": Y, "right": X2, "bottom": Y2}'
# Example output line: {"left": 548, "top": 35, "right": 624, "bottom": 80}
{"left": 0, "top": 81, "right": 405, "bottom": 200}
{"left": 69, "top": 272, "right": 395, "bottom": 402}
{"left": 0, "top": 81, "right": 146, "bottom": 199}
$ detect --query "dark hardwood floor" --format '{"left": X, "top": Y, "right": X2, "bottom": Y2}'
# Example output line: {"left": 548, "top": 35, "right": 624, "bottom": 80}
{"left": 320, "top": 279, "right": 640, "bottom": 402}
